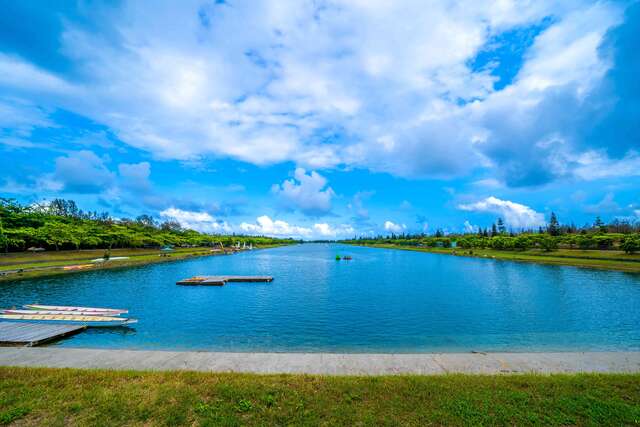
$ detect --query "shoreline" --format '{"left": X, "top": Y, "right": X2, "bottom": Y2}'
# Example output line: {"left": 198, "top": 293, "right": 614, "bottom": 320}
{"left": 350, "top": 243, "right": 640, "bottom": 273}
{"left": 1, "top": 347, "right": 638, "bottom": 375}
{"left": 0, "top": 244, "right": 287, "bottom": 283}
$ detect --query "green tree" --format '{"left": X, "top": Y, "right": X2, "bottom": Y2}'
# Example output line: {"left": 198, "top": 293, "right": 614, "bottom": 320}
{"left": 594, "top": 216, "right": 607, "bottom": 233}
{"left": 548, "top": 212, "right": 560, "bottom": 236}
{"left": 497, "top": 218, "right": 506, "bottom": 234}
{"left": 540, "top": 236, "right": 558, "bottom": 252}
{"left": 513, "top": 236, "right": 531, "bottom": 251}
{"left": 621, "top": 236, "right": 640, "bottom": 254}
{"left": 38, "top": 222, "right": 73, "bottom": 250}
{"left": 136, "top": 215, "right": 156, "bottom": 228}
{"left": 0, "top": 216, "right": 7, "bottom": 253}
{"left": 577, "top": 235, "right": 593, "bottom": 249}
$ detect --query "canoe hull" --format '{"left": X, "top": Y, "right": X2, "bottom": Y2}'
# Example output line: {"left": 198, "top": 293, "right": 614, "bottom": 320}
{"left": 0, "top": 314, "right": 136, "bottom": 327}
{"left": 24, "top": 304, "right": 128, "bottom": 315}
{"left": 3, "top": 309, "right": 123, "bottom": 317}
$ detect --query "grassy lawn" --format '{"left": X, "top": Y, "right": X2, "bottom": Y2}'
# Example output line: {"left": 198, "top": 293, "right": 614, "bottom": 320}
{"left": 0, "top": 246, "right": 284, "bottom": 283}
{"left": 358, "top": 244, "right": 640, "bottom": 273}
{"left": 0, "top": 247, "right": 224, "bottom": 266}
{"left": 0, "top": 367, "right": 638, "bottom": 426}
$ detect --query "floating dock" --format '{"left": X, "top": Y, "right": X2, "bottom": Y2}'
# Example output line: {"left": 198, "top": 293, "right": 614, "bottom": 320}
{"left": 0, "top": 322, "right": 86, "bottom": 347}
{"left": 177, "top": 275, "right": 273, "bottom": 286}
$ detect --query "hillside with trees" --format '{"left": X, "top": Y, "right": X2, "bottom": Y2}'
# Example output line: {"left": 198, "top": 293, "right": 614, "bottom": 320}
{"left": 341, "top": 213, "right": 640, "bottom": 254}
{"left": 0, "top": 198, "right": 296, "bottom": 253}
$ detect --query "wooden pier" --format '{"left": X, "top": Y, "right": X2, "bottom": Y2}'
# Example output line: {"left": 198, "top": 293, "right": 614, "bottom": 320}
{"left": 177, "top": 275, "right": 273, "bottom": 286}
{"left": 0, "top": 322, "right": 87, "bottom": 347}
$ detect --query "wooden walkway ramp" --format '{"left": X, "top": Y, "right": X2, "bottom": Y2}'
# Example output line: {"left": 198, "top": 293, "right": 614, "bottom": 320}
{"left": 177, "top": 275, "right": 273, "bottom": 286}
{"left": 0, "top": 322, "right": 86, "bottom": 347}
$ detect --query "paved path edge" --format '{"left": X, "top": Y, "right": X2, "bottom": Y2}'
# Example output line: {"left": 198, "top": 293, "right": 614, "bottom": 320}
{"left": 1, "top": 348, "right": 639, "bottom": 375}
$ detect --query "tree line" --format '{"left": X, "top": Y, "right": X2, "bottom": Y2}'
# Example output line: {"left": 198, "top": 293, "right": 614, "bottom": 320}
{"left": 0, "top": 198, "right": 297, "bottom": 252}
{"left": 341, "top": 212, "right": 640, "bottom": 254}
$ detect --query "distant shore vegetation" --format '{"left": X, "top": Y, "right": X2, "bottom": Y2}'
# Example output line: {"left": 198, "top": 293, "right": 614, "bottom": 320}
{"left": 0, "top": 198, "right": 297, "bottom": 252}
{"left": 341, "top": 213, "right": 640, "bottom": 254}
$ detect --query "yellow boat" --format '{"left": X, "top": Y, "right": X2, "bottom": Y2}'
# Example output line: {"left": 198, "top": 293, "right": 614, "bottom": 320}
{"left": 0, "top": 314, "right": 137, "bottom": 327}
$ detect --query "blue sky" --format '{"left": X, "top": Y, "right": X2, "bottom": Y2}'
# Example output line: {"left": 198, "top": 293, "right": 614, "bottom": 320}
{"left": 1, "top": 0, "right": 639, "bottom": 239}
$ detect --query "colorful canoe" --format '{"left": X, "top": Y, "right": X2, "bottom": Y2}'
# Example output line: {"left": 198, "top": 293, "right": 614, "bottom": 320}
{"left": 0, "top": 314, "right": 137, "bottom": 327}
{"left": 24, "top": 304, "right": 128, "bottom": 315}
{"left": 3, "top": 309, "right": 121, "bottom": 317}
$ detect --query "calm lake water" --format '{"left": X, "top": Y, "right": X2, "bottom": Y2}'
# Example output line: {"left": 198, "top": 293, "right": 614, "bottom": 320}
{"left": 1, "top": 243, "right": 639, "bottom": 352}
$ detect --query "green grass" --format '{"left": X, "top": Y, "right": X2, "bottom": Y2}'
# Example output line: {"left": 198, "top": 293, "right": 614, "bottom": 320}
{"left": 0, "top": 245, "right": 284, "bottom": 282}
{"left": 357, "top": 244, "right": 640, "bottom": 273}
{"left": 0, "top": 247, "right": 223, "bottom": 265}
{"left": 0, "top": 367, "right": 638, "bottom": 426}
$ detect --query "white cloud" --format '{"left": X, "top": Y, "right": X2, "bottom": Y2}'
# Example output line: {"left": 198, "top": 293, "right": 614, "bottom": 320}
{"left": 118, "top": 162, "right": 151, "bottom": 192}
{"left": 463, "top": 220, "right": 477, "bottom": 233}
{"left": 467, "top": 3, "right": 624, "bottom": 186}
{"left": 0, "top": 97, "right": 55, "bottom": 138}
{"left": 239, "top": 215, "right": 312, "bottom": 238}
{"left": 472, "top": 178, "right": 503, "bottom": 189}
{"left": 0, "top": 54, "right": 77, "bottom": 94}
{"left": 573, "top": 150, "right": 640, "bottom": 180}
{"left": 516, "top": 3, "right": 619, "bottom": 93}
{"left": 384, "top": 220, "right": 406, "bottom": 233}
{"left": 312, "top": 223, "right": 355, "bottom": 238}
{"left": 349, "top": 191, "right": 373, "bottom": 220}
{"left": 160, "top": 207, "right": 231, "bottom": 233}
{"left": 158, "top": 209, "right": 360, "bottom": 239}
{"left": 583, "top": 193, "right": 621, "bottom": 215}
{"left": 0, "top": 0, "right": 628, "bottom": 185}
{"left": 238, "top": 215, "right": 355, "bottom": 239}
{"left": 458, "top": 196, "right": 545, "bottom": 228}
{"left": 272, "top": 168, "right": 335, "bottom": 215}
{"left": 53, "top": 150, "right": 115, "bottom": 194}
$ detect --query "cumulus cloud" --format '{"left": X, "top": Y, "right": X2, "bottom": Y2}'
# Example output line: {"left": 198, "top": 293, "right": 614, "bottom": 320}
{"left": 272, "top": 168, "right": 335, "bottom": 215}
{"left": 458, "top": 196, "right": 545, "bottom": 228}
{"left": 160, "top": 207, "right": 231, "bottom": 233}
{"left": 239, "top": 215, "right": 312, "bottom": 238}
{"left": 470, "top": 3, "right": 626, "bottom": 186}
{"left": 313, "top": 223, "right": 355, "bottom": 239}
{"left": 1, "top": 0, "right": 633, "bottom": 187}
{"left": 238, "top": 215, "right": 355, "bottom": 239}
{"left": 118, "top": 162, "right": 151, "bottom": 192}
{"left": 53, "top": 150, "right": 114, "bottom": 194}
{"left": 384, "top": 220, "right": 406, "bottom": 233}
{"left": 572, "top": 150, "right": 640, "bottom": 181}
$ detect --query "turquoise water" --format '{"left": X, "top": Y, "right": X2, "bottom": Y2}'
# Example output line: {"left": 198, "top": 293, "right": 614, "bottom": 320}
{"left": 1, "top": 243, "right": 639, "bottom": 352}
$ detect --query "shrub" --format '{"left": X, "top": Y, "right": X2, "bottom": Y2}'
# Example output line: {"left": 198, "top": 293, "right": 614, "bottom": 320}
{"left": 513, "top": 236, "right": 531, "bottom": 251}
{"left": 621, "top": 237, "right": 640, "bottom": 254}
{"left": 540, "top": 236, "right": 558, "bottom": 252}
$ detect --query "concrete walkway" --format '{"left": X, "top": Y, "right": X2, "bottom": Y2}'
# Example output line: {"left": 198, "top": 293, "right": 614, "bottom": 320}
{"left": 0, "top": 348, "right": 639, "bottom": 375}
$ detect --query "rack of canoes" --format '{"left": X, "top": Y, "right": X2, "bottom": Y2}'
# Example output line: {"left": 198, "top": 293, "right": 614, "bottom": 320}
{"left": 0, "top": 304, "right": 136, "bottom": 327}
